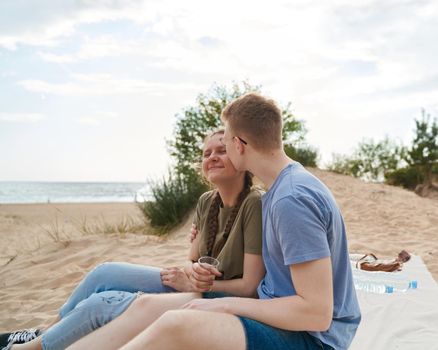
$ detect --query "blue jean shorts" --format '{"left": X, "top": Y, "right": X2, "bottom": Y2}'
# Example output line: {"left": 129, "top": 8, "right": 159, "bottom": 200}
{"left": 237, "top": 317, "right": 333, "bottom": 350}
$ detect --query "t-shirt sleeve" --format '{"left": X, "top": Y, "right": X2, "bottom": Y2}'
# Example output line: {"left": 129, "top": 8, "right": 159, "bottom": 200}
{"left": 242, "top": 195, "right": 263, "bottom": 255}
{"left": 273, "top": 195, "right": 330, "bottom": 266}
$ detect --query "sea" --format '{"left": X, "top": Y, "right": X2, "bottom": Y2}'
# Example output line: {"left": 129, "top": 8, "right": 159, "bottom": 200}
{"left": 0, "top": 182, "right": 151, "bottom": 204}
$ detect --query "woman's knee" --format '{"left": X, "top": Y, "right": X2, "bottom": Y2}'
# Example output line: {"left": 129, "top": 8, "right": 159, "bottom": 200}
{"left": 83, "top": 262, "right": 118, "bottom": 288}
{"left": 88, "top": 262, "right": 117, "bottom": 279}
{"left": 75, "top": 291, "right": 135, "bottom": 327}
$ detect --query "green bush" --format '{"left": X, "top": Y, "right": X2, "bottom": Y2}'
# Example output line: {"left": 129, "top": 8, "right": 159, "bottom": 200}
{"left": 327, "top": 138, "right": 406, "bottom": 182}
{"left": 326, "top": 154, "right": 361, "bottom": 177}
{"left": 138, "top": 171, "right": 208, "bottom": 233}
{"left": 405, "top": 110, "right": 437, "bottom": 187}
{"left": 384, "top": 166, "right": 424, "bottom": 190}
{"left": 284, "top": 144, "right": 318, "bottom": 167}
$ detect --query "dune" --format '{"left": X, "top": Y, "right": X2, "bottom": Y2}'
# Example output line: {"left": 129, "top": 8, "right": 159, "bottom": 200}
{"left": 0, "top": 168, "right": 437, "bottom": 333}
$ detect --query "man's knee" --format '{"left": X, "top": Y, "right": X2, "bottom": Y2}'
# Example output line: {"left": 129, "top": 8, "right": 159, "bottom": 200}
{"left": 125, "top": 294, "right": 158, "bottom": 317}
{"left": 149, "top": 310, "right": 193, "bottom": 338}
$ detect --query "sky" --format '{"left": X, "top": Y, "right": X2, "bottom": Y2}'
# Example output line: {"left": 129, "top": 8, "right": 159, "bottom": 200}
{"left": 1, "top": 0, "right": 437, "bottom": 182}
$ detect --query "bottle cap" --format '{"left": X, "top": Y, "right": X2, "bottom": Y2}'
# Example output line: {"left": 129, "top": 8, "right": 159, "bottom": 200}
{"left": 409, "top": 280, "right": 418, "bottom": 289}
{"left": 385, "top": 286, "right": 394, "bottom": 293}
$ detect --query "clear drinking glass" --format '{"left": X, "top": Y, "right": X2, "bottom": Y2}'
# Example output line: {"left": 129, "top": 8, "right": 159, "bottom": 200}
{"left": 198, "top": 256, "right": 220, "bottom": 270}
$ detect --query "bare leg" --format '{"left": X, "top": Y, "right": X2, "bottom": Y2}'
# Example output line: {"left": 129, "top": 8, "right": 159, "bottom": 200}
{"left": 120, "top": 309, "right": 246, "bottom": 350}
{"left": 66, "top": 292, "right": 200, "bottom": 350}
{"left": 10, "top": 338, "right": 41, "bottom": 350}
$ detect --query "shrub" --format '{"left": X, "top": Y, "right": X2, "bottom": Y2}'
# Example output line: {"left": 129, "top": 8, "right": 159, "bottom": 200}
{"left": 138, "top": 171, "right": 208, "bottom": 233}
{"left": 284, "top": 144, "right": 318, "bottom": 167}
{"left": 385, "top": 166, "right": 424, "bottom": 190}
{"left": 327, "top": 154, "right": 361, "bottom": 177}
{"left": 405, "top": 110, "right": 438, "bottom": 187}
{"left": 327, "top": 138, "right": 406, "bottom": 182}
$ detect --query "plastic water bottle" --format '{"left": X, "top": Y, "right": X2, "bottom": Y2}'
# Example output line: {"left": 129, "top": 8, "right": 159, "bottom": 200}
{"left": 352, "top": 269, "right": 393, "bottom": 293}
{"left": 384, "top": 271, "right": 417, "bottom": 292}
{"left": 352, "top": 268, "right": 417, "bottom": 294}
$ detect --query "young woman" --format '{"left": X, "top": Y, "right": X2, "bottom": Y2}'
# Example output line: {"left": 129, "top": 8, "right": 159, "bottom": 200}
{"left": 4, "top": 130, "right": 265, "bottom": 350}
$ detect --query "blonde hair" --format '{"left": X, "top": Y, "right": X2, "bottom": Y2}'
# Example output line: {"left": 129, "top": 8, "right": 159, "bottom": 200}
{"left": 221, "top": 93, "right": 283, "bottom": 151}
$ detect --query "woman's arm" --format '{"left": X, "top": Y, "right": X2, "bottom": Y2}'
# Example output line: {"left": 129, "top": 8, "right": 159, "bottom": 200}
{"left": 210, "top": 253, "right": 264, "bottom": 297}
{"left": 160, "top": 226, "right": 202, "bottom": 292}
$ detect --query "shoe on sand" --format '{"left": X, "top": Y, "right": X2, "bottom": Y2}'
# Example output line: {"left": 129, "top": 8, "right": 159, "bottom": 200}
{"left": 0, "top": 329, "right": 41, "bottom": 347}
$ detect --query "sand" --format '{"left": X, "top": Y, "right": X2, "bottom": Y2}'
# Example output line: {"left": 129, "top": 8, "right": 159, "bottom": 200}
{"left": 1, "top": 168, "right": 437, "bottom": 331}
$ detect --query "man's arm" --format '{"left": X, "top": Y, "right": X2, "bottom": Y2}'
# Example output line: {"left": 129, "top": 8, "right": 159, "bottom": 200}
{"left": 183, "top": 257, "right": 333, "bottom": 332}
{"left": 210, "top": 253, "right": 265, "bottom": 297}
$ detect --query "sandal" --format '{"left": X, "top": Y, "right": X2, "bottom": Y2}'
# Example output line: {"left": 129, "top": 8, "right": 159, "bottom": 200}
{"left": 356, "top": 250, "right": 411, "bottom": 272}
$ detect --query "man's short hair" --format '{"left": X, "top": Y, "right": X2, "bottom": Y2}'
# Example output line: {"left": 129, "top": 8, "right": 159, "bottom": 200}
{"left": 221, "top": 93, "right": 283, "bottom": 151}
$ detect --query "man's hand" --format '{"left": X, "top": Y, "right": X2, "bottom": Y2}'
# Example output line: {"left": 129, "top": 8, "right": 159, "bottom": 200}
{"left": 181, "top": 297, "right": 233, "bottom": 313}
{"left": 189, "top": 223, "right": 199, "bottom": 243}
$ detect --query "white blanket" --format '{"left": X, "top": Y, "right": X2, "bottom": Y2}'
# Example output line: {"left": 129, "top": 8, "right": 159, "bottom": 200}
{"left": 350, "top": 255, "right": 438, "bottom": 349}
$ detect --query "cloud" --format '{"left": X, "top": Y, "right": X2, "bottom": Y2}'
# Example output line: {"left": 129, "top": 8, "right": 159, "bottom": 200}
{"left": 17, "top": 74, "right": 201, "bottom": 96}
{"left": 38, "top": 36, "right": 146, "bottom": 63}
{"left": 75, "top": 111, "right": 118, "bottom": 126}
{"left": 2, "top": 0, "right": 438, "bottom": 175}
{"left": 0, "top": 0, "right": 163, "bottom": 49}
{"left": 0, "top": 112, "right": 46, "bottom": 123}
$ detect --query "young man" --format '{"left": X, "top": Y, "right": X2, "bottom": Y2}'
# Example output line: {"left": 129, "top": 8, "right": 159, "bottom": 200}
{"left": 118, "top": 93, "right": 361, "bottom": 350}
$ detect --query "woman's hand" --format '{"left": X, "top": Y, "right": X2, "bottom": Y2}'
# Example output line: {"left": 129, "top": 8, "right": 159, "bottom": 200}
{"left": 189, "top": 262, "right": 222, "bottom": 292}
{"left": 161, "top": 263, "right": 222, "bottom": 293}
{"left": 189, "top": 223, "right": 199, "bottom": 243}
{"left": 181, "top": 297, "right": 232, "bottom": 313}
{"left": 160, "top": 267, "right": 193, "bottom": 292}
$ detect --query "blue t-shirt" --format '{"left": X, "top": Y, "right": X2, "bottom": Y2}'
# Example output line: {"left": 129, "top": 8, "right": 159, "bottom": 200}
{"left": 257, "top": 162, "right": 361, "bottom": 350}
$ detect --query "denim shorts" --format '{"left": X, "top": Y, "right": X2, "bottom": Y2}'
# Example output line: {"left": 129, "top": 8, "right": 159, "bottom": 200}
{"left": 202, "top": 291, "right": 234, "bottom": 299}
{"left": 237, "top": 317, "right": 333, "bottom": 350}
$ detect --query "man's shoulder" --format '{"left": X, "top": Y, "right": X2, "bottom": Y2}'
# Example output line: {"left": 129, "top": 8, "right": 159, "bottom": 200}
{"left": 269, "top": 165, "right": 333, "bottom": 211}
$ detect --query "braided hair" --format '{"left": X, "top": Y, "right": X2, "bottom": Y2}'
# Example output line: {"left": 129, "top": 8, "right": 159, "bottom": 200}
{"left": 205, "top": 171, "right": 253, "bottom": 258}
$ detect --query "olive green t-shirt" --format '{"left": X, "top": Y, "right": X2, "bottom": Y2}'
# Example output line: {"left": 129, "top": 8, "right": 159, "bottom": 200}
{"left": 193, "top": 188, "right": 263, "bottom": 280}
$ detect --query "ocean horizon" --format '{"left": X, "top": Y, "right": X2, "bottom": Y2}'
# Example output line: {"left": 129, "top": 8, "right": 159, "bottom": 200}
{"left": 0, "top": 181, "right": 150, "bottom": 204}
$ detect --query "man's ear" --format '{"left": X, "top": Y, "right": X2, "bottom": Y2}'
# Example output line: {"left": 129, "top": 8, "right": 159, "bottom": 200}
{"left": 235, "top": 138, "right": 245, "bottom": 155}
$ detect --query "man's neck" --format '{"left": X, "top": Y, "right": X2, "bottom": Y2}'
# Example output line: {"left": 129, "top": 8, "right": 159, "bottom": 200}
{"left": 248, "top": 150, "right": 293, "bottom": 189}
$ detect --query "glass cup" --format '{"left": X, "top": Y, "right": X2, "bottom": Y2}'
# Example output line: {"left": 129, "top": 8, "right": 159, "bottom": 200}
{"left": 198, "top": 256, "right": 220, "bottom": 271}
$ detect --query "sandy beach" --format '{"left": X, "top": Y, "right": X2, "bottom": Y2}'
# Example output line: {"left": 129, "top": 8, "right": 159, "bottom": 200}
{"left": 1, "top": 168, "right": 437, "bottom": 331}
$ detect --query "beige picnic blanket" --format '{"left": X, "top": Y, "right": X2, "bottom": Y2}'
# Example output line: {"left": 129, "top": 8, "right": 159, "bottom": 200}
{"left": 350, "top": 255, "right": 438, "bottom": 349}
